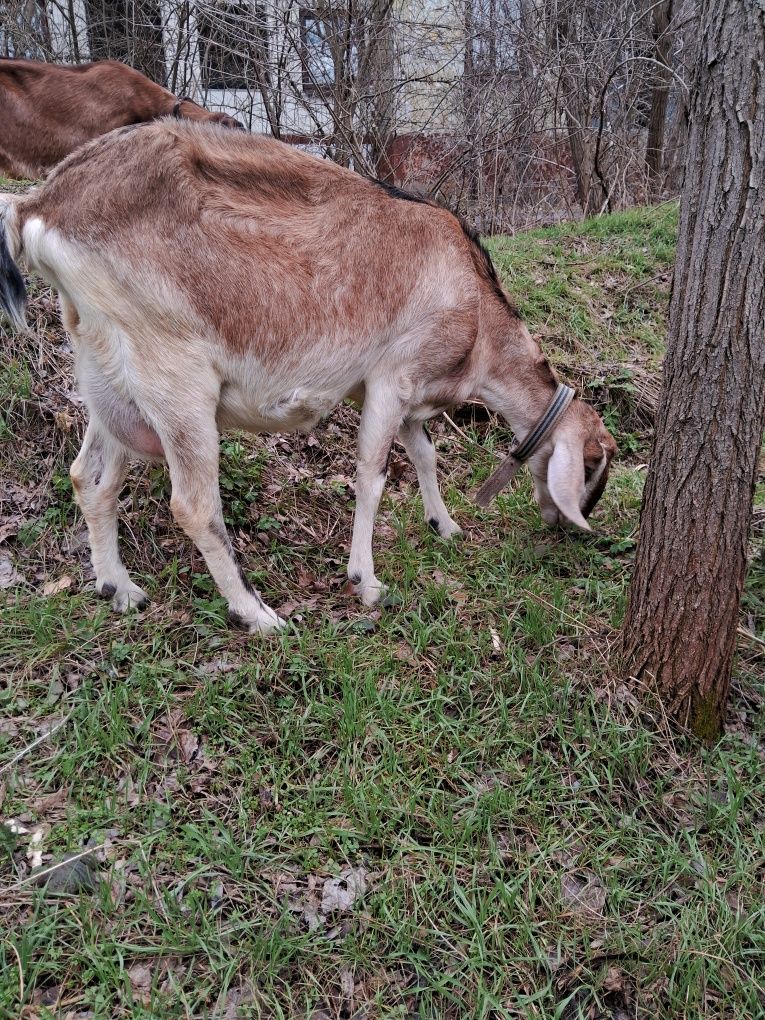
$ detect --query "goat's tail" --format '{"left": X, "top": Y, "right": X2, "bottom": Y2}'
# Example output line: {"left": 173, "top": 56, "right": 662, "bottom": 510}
{"left": 0, "top": 195, "right": 26, "bottom": 332}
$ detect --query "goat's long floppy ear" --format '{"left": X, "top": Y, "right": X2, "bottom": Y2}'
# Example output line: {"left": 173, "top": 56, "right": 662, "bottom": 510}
{"left": 547, "top": 435, "right": 591, "bottom": 531}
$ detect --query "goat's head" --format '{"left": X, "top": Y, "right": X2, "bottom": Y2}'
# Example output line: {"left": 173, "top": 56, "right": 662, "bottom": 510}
{"left": 207, "top": 110, "right": 246, "bottom": 131}
{"left": 525, "top": 399, "right": 617, "bottom": 531}
{"left": 172, "top": 97, "right": 245, "bottom": 131}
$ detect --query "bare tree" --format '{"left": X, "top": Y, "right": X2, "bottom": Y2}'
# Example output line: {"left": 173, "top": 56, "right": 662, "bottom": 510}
{"left": 620, "top": 0, "right": 765, "bottom": 741}
{"left": 644, "top": 0, "right": 673, "bottom": 198}
{"left": 1, "top": 0, "right": 698, "bottom": 227}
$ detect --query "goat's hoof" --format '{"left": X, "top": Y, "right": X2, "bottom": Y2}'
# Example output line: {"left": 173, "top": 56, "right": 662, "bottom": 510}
{"left": 98, "top": 580, "right": 150, "bottom": 612}
{"left": 428, "top": 517, "right": 463, "bottom": 540}
{"left": 228, "top": 606, "right": 286, "bottom": 635}
{"left": 354, "top": 578, "right": 387, "bottom": 607}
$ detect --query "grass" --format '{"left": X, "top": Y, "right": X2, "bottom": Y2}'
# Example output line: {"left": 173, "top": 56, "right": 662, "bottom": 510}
{"left": 1, "top": 202, "right": 764, "bottom": 1019}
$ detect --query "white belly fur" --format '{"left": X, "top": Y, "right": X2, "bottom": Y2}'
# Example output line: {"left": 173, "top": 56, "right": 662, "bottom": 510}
{"left": 216, "top": 383, "right": 348, "bottom": 434}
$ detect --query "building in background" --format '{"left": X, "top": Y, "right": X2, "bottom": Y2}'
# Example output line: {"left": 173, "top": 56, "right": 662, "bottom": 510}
{"left": 2, "top": 0, "right": 682, "bottom": 229}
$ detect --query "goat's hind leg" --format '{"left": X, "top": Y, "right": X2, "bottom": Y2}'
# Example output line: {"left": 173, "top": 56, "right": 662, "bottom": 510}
{"left": 70, "top": 422, "right": 149, "bottom": 611}
{"left": 161, "top": 417, "right": 284, "bottom": 635}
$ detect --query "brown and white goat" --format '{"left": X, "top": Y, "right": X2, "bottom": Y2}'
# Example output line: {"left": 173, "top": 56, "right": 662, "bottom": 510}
{"left": 0, "top": 121, "right": 616, "bottom": 633}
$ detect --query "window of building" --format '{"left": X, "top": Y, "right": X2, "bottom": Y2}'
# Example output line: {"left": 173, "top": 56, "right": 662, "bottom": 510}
{"left": 467, "top": 0, "right": 518, "bottom": 76}
{"left": 196, "top": 2, "right": 268, "bottom": 90}
{"left": 299, "top": 10, "right": 334, "bottom": 93}
{"left": 299, "top": 8, "right": 358, "bottom": 95}
{"left": 85, "top": 0, "right": 165, "bottom": 82}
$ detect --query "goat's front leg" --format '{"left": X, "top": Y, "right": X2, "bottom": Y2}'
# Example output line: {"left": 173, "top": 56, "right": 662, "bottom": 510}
{"left": 163, "top": 421, "right": 284, "bottom": 635}
{"left": 398, "top": 419, "right": 462, "bottom": 539}
{"left": 70, "top": 421, "right": 149, "bottom": 611}
{"left": 347, "top": 387, "right": 402, "bottom": 606}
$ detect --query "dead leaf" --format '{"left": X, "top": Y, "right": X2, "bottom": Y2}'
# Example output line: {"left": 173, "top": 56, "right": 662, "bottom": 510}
{"left": 560, "top": 871, "right": 606, "bottom": 916}
{"left": 296, "top": 566, "right": 314, "bottom": 588}
{"left": 259, "top": 786, "right": 276, "bottom": 811}
{"left": 603, "top": 966, "right": 629, "bottom": 996}
{"left": 0, "top": 553, "right": 22, "bottom": 589}
{"left": 299, "top": 896, "right": 322, "bottom": 932}
{"left": 42, "top": 575, "right": 73, "bottom": 596}
{"left": 613, "top": 683, "right": 640, "bottom": 708}
{"left": 0, "top": 519, "right": 22, "bottom": 545}
{"left": 178, "top": 729, "right": 199, "bottom": 763}
{"left": 340, "top": 966, "right": 355, "bottom": 1005}
{"left": 219, "top": 982, "right": 254, "bottom": 1019}
{"left": 388, "top": 455, "right": 407, "bottom": 482}
{"left": 725, "top": 887, "right": 745, "bottom": 916}
{"left": 489, "top": 627, "right": 503, "bottom": 655}
{"left": 295, "top": 566, "right": 328, "bottom": 591}
{"left": 127, "top": 963, "right": 153, "bottom": 1005}
{"left": 197, "top": 656, "right": 239, "bottom": 675}
{"left": 153, "top": 710, "right": 201, "bottom": 764}
{"left": 54, "top": 410, "right": 75, "bottom": 432}
{"left": 33, "top": 984, "right": 63, "bottom": 1008}
{"left": 321, "top": 866, "right": 368, "bottom": 914}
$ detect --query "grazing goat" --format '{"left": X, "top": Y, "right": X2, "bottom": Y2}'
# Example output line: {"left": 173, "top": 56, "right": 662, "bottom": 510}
{"left": 0, "top": 121, "right": 616, "bottom": 633}
{"left": 0, "top": 58, "right": 243, "bottom": 179}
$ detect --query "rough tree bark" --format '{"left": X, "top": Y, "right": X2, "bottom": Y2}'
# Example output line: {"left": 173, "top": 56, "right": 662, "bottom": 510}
{"left": 620, "top": 0, "right": 765, "bottom": 742}
{"left": 645, "top": 0, "right": 673, "bottom": 199}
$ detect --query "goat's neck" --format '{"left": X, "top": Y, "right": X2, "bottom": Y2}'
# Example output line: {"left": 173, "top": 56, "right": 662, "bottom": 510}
{"left": 474, "top": 311, "right": 559, "bottom": 440}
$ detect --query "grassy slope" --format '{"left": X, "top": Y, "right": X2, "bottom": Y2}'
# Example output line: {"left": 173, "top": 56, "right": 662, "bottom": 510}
{"left": 0, "top": 203, "right": 763, "bottom": 1020}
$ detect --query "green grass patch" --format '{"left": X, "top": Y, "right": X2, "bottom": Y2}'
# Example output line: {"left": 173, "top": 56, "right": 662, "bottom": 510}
{"left": 1, "top": 203, "right": 763, "bottom": 1019}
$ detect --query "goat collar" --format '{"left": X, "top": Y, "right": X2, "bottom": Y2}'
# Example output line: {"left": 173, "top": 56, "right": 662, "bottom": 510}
{"left": 172, "top": 95, "right": 193, "bottom": 118}
{"left": 475, "top": 383, "right": 575, "bottom": 507}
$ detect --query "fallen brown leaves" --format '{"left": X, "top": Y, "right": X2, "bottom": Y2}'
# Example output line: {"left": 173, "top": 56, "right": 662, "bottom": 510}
{"left": 266, "top": 864, "right": 372, "bottom": 936}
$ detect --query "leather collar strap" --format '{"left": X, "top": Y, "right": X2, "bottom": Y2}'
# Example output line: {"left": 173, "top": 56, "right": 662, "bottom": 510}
{"left": 172, "top": 95, "right": 192, "bottom": 118}
{"left": 475, "top": 383, "right": 575, "bottom": 507}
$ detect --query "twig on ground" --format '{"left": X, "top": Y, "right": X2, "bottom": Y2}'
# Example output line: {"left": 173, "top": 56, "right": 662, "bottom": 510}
{"left": 0, "top": 712, "right": 72, "bottom": 777}
{"left": 737, "top": 625, "right": 765, "bottom": 649}
{"left": 0, "top": 843, "right": 105, "bottom": 894}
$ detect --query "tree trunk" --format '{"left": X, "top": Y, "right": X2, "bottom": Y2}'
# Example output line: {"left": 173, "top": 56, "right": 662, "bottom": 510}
{"left": 565, "top": 113, "right": 608, "bottom": 216}
{"left": 662, "top": 0, "right": 697, "bottom": 194}
{"left": 554, "top": 2, "right": 609, "bottom": 216}
{"left": 620, "top": 0, "right": 765, "bottom": 742}
{"left": 368, "top": 0, "right": 396, "bottom": 182}
{"left": 645, "top": 0, "right": 673, "bottom": 199}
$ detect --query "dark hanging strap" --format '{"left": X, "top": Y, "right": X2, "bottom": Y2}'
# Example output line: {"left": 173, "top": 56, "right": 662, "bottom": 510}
{"left": 475, "top": 383, "right": 575, "bottom": 507}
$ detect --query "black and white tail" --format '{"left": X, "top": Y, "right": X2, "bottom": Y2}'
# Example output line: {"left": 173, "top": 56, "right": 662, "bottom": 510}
{"left": 0, "top": 201, "right": 26, "bottom": 331}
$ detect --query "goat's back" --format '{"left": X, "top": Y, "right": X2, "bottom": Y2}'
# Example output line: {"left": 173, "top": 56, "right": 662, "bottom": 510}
{"left": 19, "top": 122, "right": 483, "bottom": 360}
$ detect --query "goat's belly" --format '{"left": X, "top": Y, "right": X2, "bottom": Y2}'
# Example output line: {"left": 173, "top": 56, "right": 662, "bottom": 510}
{"left": 79, "top": 366, "right": 164, "bottom": 459}
{"left": 217, "top": 385, "right": 341, "bottom": 435}
{"left": 99, "top": 398, "right": 164, "bottom": 459}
